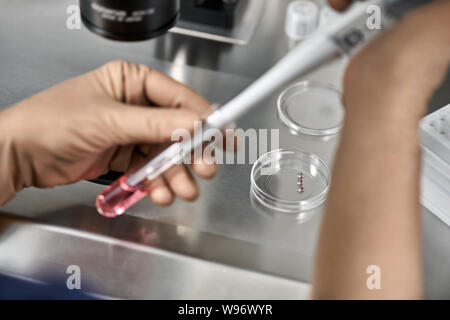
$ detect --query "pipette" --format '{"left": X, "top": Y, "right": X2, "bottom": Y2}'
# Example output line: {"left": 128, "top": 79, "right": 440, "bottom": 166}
{"left": 96, "top": 0, "right": 434, "bottom": 217}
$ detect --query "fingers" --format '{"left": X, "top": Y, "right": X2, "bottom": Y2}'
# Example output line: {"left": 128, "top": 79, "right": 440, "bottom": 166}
{"left": 103, "top": 103, "right": 221, "bottom": 205}
{"left": 124, "top": 145, "right": 175, "bottom": 206}
{"left": 163, "top": 164, "right": 199, "bottom": 202}
{"left": 148, "top": 176, "right": 174, "bottom": 206}
{"left": 191, "top": 150, "right": 218, "bottom": 180}
{"left": 192, "top": 161, "right": 217, "bottom": 180}
{"left": 106, "top": 105, "right": 201, "bottom": 145}
{"left": 97, "top": 60, "right": 222, "bottom": 206}
{"left": 148, "top": 164, "right": 206, "bottom": 205}
{"left": 146, "top": 163, "right": 212, "bottom": 205}
{"left": 141, "top": 66, "right": 211, "bottom": 115}
{"left": 103, "top": 60, "right": 212, "bottom": 115}
{"left": 328, "top": 0, "right": 352, "bottom": 11}
{"left": 145, "top": 149, "right": 213, "bottom": 203}
{"left": 125, "top": 147, "right": 200, "bottom": 205}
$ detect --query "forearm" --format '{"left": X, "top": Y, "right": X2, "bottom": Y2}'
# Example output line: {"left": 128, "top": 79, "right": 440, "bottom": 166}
{"left": 0, "top": 109, "right": 18, "bottom": 206}
{"left": 311, "top": 1, "right": 450, "bottom": 299}
{"left": 312, "top": 105, "right": 424, "bottom": 299}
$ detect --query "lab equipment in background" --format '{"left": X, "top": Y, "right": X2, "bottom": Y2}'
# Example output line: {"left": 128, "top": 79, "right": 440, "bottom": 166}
{"left": 277, "top": 81, "right": 344, "bottom": 136}
{"left": 96, "top": 0, "right": 436, "bottom": 218}
{"left": 80, "top": 0, "right": 180, "bottom": 41}
{"left": 421, "top": 104, "right": 450, "bottom": 226}
{"left": 285, "top": 1, "right": 319, "bottom": 40}
{"left": 250, "top": 149, "right": 330, "bottom": 215}
{"left": 172, "top": 0, "right": 266, "bottom": 45}
{"left": 79, "top": 0, "right": 262, "bottom": 45}
{"left": 180, "top": 0, "right": 241, "bottom": 29}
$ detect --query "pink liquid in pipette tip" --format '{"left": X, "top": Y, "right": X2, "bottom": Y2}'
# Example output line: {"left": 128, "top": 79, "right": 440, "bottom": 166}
{"left": 96, "top": 175, "right": 148, "bottom": 218}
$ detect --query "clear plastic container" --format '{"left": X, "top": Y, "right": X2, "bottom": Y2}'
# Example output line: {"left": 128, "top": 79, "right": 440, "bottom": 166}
{"left": 250, "top": 149, "right": 330, "bottom": 214}
{"left": 277, "top": 80, "right": 344, "bottom": 136}
{"left": 285, "top": 1, "right": 319, "bottom": 41}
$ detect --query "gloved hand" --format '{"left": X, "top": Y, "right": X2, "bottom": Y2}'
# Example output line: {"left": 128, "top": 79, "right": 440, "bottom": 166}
{"left": 0, "top": 60, "right": 218, "bottom": 206}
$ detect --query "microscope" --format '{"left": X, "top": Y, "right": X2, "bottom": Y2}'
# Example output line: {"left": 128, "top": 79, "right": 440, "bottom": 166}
{"left": 79, "top": 0, "right": 241, "bottom": 41}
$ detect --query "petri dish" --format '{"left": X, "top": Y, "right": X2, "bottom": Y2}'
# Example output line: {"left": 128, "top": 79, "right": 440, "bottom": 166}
{"left": 251, "top": 149, "right": 330, "bottom": 214}
{"left": 278, "top": 80, "right": 344, "bottom": 136}
{"left": 249, "top": 190, "right": 316, "bottom": 223}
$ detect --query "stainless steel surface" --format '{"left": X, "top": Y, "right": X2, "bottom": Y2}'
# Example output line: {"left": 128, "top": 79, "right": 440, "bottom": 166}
{"left": 0, "top": 0, "right": 449, "bottom": 299}
{"left": 0, "top": 213, "right": 309, "bottom": 299}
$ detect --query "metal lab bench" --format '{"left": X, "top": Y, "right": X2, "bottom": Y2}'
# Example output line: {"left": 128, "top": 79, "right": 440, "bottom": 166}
{"left": 0, "top": 0, "right": 449, "bottom": 299}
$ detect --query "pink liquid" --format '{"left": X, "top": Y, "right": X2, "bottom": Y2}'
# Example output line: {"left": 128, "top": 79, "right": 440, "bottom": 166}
{"left": 96, "top": 175, "right": 148, "bottom": 218}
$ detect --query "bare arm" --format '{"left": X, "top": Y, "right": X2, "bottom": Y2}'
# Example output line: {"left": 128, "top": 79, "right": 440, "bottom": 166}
{"left": 312, "top": 0, "right": 450, "bottom": 299}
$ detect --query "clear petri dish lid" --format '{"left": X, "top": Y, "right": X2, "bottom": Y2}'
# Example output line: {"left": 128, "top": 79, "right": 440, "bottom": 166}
{"left": 278, "top": 80, "right": 345, "bottom": 136}
{"left": 251, "top": 149, "right": 330, "bottom": 214}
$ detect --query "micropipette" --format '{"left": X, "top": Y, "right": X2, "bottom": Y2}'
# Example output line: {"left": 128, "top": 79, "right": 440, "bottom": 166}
{"left": 96, "top": 0, "right": 435, "bottom": 217}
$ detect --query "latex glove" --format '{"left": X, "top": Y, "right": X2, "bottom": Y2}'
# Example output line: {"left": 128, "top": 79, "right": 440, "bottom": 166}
{"left": 0, "top": 60, "right": 218, "bottom": 206}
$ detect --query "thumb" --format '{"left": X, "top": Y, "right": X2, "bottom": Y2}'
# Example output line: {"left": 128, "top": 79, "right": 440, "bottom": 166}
{"left": 104, "top": 105, "right": 201, "bottom": 145}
